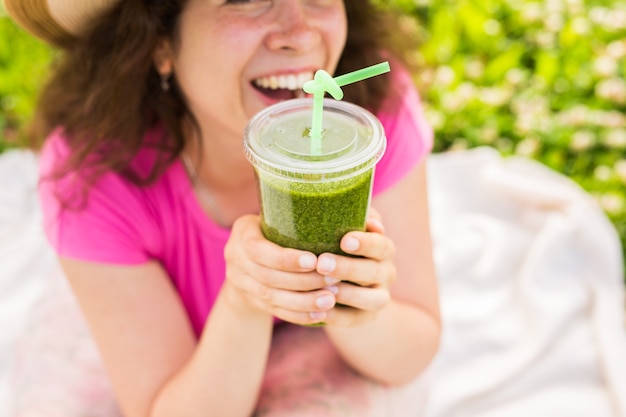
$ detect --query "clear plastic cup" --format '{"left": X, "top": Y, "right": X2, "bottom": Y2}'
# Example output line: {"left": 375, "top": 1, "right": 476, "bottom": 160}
{"left": 243, "top": 98, "right": 386, "bottom": 256}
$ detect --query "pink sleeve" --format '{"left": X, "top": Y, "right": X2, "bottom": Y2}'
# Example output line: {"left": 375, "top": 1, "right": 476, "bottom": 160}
{"left": 38, "top": 132, "right": 152, "bottom": 265}
{"left": 372, "top": 67, "right": 434, "bottom": 196}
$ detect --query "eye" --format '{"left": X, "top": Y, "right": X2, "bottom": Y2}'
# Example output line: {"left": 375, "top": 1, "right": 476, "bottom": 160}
{"left": 224, "top": 0, "right": 267, "bottom": 5}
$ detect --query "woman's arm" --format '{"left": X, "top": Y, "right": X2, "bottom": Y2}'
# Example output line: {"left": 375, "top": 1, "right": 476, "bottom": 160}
{"left": 322, "top": 162, "right": 441, "bottom": 385}
{"left": 60, "top": 213, "right": 339, "bottom": 417}
{"left": 60, "top": 258, "right": 275, "bottom": 417}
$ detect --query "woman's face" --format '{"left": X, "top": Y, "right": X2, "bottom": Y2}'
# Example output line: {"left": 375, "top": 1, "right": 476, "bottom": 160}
{"left": 168, "top": 0, "right": 347, "bottom": 140}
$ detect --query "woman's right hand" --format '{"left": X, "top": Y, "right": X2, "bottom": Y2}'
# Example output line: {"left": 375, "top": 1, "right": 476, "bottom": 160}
{"left": 223, "top": 214, "right": 338, "bottom": 325}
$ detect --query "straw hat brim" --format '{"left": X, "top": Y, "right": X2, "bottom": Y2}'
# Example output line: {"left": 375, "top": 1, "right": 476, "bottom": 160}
{"left": 2, "top": 0, "right": 120, "bottom": 47}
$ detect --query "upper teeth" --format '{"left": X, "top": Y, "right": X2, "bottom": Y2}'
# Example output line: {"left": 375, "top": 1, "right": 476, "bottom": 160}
{"left": 254, "top": 72, "right": 313, "bottom": 90}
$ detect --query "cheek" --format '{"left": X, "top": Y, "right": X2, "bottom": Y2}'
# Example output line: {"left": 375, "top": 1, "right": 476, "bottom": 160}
{"left": 325, "top": 12, "right": 348, "bottom": 58}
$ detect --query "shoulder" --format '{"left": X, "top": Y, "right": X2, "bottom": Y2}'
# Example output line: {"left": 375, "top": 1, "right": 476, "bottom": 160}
{"left": 38, "top": 126, "right": 176, "bottom": 264}
{"left": 378, "top": 63, "right": 433, "bottom": 153}
{"left": 371, "top": 63, "right": 434, "bottom": 196}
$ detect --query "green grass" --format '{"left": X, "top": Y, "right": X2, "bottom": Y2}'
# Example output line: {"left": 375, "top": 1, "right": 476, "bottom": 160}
{"left": 1, "top": 0, "right": 625, "bottom": 278}
{"left": 0, "top": 5, "right": 55, "bottom": 151}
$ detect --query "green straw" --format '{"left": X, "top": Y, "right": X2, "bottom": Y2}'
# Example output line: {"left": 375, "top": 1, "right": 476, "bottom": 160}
{"left": 303, "top": 61, "right": 391, "bottom": 153}
{"left": 333, "top": 62, "right": 391, "bottom": 88}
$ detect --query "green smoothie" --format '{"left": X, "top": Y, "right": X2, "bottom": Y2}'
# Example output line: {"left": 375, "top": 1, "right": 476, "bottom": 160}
{"left": 244, "top": 98, "right": 386, "bottom": 256}
{"left": 258, "top": 169, "right": 373, "bottom": 255}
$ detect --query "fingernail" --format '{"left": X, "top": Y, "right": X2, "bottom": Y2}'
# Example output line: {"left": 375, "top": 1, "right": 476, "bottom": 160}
{"left": 343, "top": 236, "right": 359, "bottom": 251}
{"left": 316, "top": 295, "right": 335, "bottom": 309}
{"left": 310, "top": 311, "right": 326, "bottom": 321}
{"left": 324, "top": 276, "right": 340, "bottom": 286}
{"left": 324, "top": 285, "right": 339, "bottom": 295}
{"left": 318, "top": 256, "right": 336, "bottom": 273}
{"left": 298, "top": 254, "right": 316, "bottom": 269}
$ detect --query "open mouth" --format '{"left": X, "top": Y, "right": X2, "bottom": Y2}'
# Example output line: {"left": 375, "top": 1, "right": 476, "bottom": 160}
{"left": 252, "top": 71, "right": 313, "bottom": 101}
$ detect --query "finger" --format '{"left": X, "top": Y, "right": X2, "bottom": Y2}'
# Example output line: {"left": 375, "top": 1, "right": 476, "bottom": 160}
{"left": 316, "top": 253, "right": 395, "bottom": 288}
{"left": 254, "top": 268, "right": 338, "bottom": 292}
{"left": 365, "top": 216, "right": 385, "bottom": 234}
{"left": 230, "top": 218, "right": 334, "bottom": 291}
{"left": 250, "top": 243, "right": 341, "bottom": 291}
{"left": 250, "top": 240, "right": 319, "bottom": 273}
{"left": 271, "top": 307, "right": 329, "bottom": 327}
{"left": 265, "top": 287, "right": 338, "bottom": 326}
{"left": 323, "top": 304, "right": 377, "bottom": 327}
{"left": 367, "top": 207, "right": 382, "bottom": 222}
{"left": 365, "top": 208, "right": 385, "bottom": 233}
{"left": 230, "top": 215, "right": 320, "bottom": 273}
{"left": 339, "top": 231, "right": 395, "bottom": 262}
{"left": 263, "top": 287, "right": 337, "bottom": 314}
{"left": 332, "top": 282, "right": 391, "bottom": 312}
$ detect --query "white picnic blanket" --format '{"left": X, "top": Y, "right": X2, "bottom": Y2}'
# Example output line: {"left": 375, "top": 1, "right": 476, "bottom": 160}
{"left": 424, "top": 147, "right": 626, "bottom": 417}
{"left": 0, "top": 147, "right": 625, "bottom": 416}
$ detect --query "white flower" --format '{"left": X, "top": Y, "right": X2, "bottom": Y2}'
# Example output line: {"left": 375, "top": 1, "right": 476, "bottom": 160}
{"left": 595, "top": 78, "right": 626, "bottom": 104}
{"left": 515, "top": 114, "right": 534, "bottom": 135}
{"left": 571, "top": 16, "right": 590, "bottom": 34}
{"left": 556, "top": 106, "right": 589, "bottom": 126}
{"left": 425, "top": 109, "right": 445, "bottom": 130}
{"left": 457, "top": 82, "right": 477, "bottom": 101}
{"left": 435, "top": 66, "right": 456, "bottom": 87}
{"left": 465, "top": 60, "right": 485, "bottom": 79}
{"left": 484, "top": 19, "right": 502, "bottom": 36}
{"left": 512, "top": 95, "right": 549, "bottom": 116}
{"left": 546, "top": 0, "right": 564, "bottom": 13}
{"left": 570, "top": 130, "right": 596, "bottom": 151}
{"left": 515, "top": 137, "right": 541, "bottom": 157}
{"left": 593, "top": 56, "right": 618, "bottom": 77}
{"left": 590, "top": 7, "right": 611, "bottom": 25}
{"left": 565, "top": 0, "right": 585, "bottom": 15}
{"left": 442, "top": 93, "right": 465, "bottom": 112}
{"left": 479, "top": 87, "right": 513, "bottom": 107}
{"left": 590, "top": 7, "right": 626, "bottom": 31}
{"left": 521, "top": 3, "right": 544, "bottom": 23}
{"left": 594, "top": 165, "right": 613, "bottom": 181}
{"left": 534, "top": 31, "right": 556, "bottom": 48}
{"left": 606, "top": 40, "right": 626, "bottom": 59}
{"left": 506, "top": 68, "right": 526, "bottom": 85}
{"left": 597, "top": 111, "right": 626, "bottom": 128}
{"left": 615, "top": 160, "right": 626, "bottom": 181}
{"left": 598, "top": 194, "right": 625, "bottom": 215}
{"left": 544, "top": 13, "right": 564, "bottom": 32}
{"left": 603, "top": 129, "right": 626, "bottom": 148}
{"left": 418, "top": 69, "right": 436, "bottom": 86}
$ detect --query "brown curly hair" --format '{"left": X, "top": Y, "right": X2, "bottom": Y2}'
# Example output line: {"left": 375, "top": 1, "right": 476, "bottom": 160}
{"left": 30, "top": 0, "right": 419, "bottom": 187}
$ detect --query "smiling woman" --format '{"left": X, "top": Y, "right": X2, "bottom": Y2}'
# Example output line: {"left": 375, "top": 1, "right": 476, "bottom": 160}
{"left": 3, "top": 0, "right": 440, "bottom": 416}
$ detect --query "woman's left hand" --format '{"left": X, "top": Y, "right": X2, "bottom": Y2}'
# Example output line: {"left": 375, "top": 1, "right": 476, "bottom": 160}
{"left": 317, "top": 209, "right": 397, "bottom": 327}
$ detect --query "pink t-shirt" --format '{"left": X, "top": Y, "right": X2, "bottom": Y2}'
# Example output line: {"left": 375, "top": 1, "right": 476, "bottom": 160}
{"left": 38, "top": 69, "right": 433, "bottom": 336}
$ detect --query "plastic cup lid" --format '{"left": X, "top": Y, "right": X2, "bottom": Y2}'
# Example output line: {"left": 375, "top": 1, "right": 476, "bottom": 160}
{"left": 244, "top": 98, "right": 386, "bottom": 181}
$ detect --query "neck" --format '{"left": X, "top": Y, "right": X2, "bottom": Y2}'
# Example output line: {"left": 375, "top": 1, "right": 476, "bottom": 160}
{"left": 184, "top": 118, "right": 256, "bottom": 189}
{"left": 182, "top": 131, "right": 259, "bottom": 227}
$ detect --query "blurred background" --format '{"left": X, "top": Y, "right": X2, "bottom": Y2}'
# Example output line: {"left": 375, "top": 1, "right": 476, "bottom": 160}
{"left": 0, "top": 0, "right": 624, "bottom": 280}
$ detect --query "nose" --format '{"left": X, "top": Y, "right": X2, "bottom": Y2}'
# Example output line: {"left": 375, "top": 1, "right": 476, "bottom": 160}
{"left": 264, "top": 1, "right": 322, "bottom": 52}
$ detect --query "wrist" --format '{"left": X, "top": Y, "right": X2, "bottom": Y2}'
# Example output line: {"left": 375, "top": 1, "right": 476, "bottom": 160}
{"left": 221, "top": 279, "right": 273, "bottom": 322}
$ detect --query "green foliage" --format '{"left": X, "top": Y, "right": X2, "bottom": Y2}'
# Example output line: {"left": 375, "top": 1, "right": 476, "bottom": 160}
{"left": 399, "top": 0, "right": 626, "bottom": 279}
{"left": 0, "top": 5, "right": 54, "bottom": 150}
